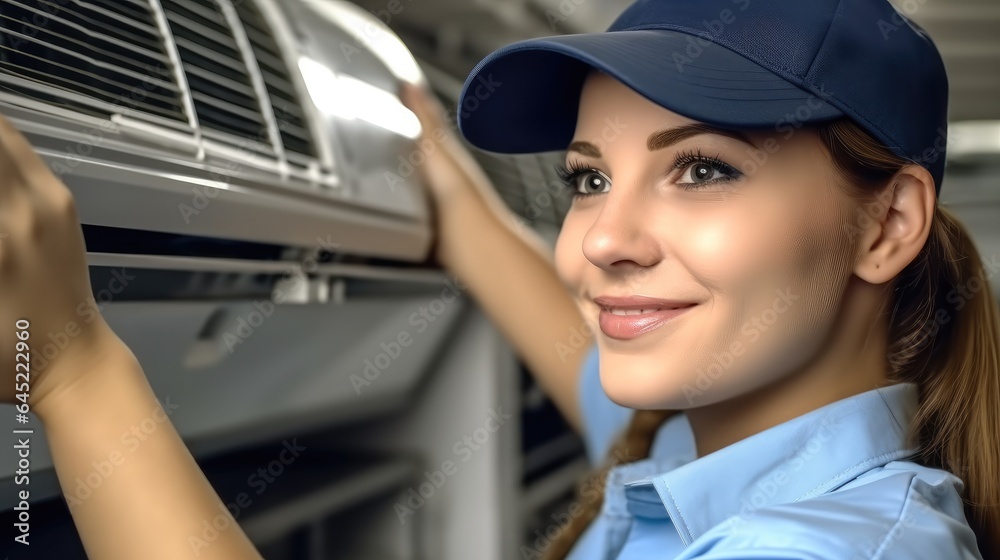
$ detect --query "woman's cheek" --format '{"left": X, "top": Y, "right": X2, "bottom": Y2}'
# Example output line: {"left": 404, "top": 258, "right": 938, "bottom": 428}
{"left": 670, "top": 210, "right": 776, "bottom": 284}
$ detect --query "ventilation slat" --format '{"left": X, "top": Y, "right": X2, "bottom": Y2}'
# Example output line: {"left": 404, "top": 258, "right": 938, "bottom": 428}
{"left": 31, "top": 0, "right": 161, "bottom": 51}
{"left": 0, "top": 27, "right": 176, "bottom": 90}
{"left": 269, "top": 90, "right": 312, "bottom": 153}
{"left": 184, "top": 71, "right": 258, "bottom": 112}
{"left": 0, "top": 81, "right": 104, "bottom": 117}
{"left": 45, "top": 0, "right": 162, "bottom": 43}
{"left": 4, "top": 1, "right": 169, "bottom": 67}
{"left": 0, "top": 54, "right": 181, "bottom": 110}
{"left": 234, "top": 0, "right": 317, "bottom": 161}
{"left": 0, "top": 62, "right": 182, "bottom": 119}
{"left": 240, "top": 21, "right": 272, "bottom": 51}
{"left": 188, "top": 0, "right": 221, "bottom": 11}
{"left": 249, "top": 46, "right": 286, "bottom": 80}
{"left": 182, "top": 63, "right": 258, "bottom": 103}
{"left": 260, "top": 72, "right": 296, "bottom": 103}
{"left": 273, "top": 123, "right": 313, "bottom": 155}
{"left": 191, "top": 90, "right": 265, "bottom": 124}
{"left": 85, "top": 0, "right": 152, "bottom": 22}
{"left": 0, "top": 0, "right": 188, "bottom": 126}
{"left": 166, "top": 12, "right": 241, "bottom": 57}
{"left": 160, "top": 0, "right": 273, "bottom": 153}
{"left": 172, "top": 35, "right": 244, "bottom": 74}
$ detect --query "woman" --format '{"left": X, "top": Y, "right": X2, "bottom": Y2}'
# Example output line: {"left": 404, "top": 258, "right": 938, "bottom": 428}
{"left": 449, "top": 0, "right": 999, "bottom": 557}
{"left": 1, "top": 2, "right": 996, "bottom": 560}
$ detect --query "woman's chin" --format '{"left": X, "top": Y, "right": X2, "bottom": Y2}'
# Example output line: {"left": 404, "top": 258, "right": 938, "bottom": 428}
{"left": 601, "top": 374, "right": 697, "bottom": 410}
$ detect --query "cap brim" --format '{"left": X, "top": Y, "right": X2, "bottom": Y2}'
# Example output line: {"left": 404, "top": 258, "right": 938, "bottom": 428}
{"left": 456, "top": 29, "right": 844, "bottom": 153}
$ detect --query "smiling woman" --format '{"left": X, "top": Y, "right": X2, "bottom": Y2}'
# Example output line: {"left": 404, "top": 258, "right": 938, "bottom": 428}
{"left": 1, "top": 0, "right": 997, "bottom": 557}
{"left": 452, "top": 0, "right": 999, "bottom": 558}
{"left": 536, "top": 71, "right": 1000, "bottom": 560}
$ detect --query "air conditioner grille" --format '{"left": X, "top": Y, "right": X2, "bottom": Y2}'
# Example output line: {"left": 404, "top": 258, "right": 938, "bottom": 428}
{"left": 234, "top": 0, "right": 316, "bottom": 161}
{"left": 161, "top": 0, "right": 270, "bottom": 152}
{"left": 0, "top": 0, "right": 187, "bottom": 125}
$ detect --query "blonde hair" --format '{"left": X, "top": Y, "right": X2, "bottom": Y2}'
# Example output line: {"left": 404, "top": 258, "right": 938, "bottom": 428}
{"left": 542, "top": 119, "right": 1000, "bottom": 559}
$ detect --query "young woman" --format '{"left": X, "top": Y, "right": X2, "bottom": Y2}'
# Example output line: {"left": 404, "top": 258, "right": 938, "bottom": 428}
{"left": 1, "top": 2, "right": 996, "bottom": 560}
{"left": 447, "top": 0, "right": 1000, "bottom": 557}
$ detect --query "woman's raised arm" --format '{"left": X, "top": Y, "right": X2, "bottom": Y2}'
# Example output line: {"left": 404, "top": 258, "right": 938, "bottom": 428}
{"left": 399, "top": 83, "right": 593, "bottom": 432}
{"left": 0, "top": 113, "right": 263, "bottom": 560}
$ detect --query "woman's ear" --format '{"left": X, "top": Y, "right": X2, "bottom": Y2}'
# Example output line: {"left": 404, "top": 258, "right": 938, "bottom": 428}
{"left": 853, "top": 164, "right": 936, "bottom": 284}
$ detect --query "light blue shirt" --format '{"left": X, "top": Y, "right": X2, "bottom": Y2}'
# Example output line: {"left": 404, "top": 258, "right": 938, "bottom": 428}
{"left": 567, "top": 344, "right": 984, "bottom": 559}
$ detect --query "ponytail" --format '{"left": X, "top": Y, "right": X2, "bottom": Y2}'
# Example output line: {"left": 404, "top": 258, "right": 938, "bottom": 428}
{"left": 892, "top": 207, "right": 1000, "bottom": 558}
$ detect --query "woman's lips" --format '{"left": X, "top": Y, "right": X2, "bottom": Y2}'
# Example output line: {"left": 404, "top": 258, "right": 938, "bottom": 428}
{"left": 596, "top": 301, "right": 697, "bottom": 340}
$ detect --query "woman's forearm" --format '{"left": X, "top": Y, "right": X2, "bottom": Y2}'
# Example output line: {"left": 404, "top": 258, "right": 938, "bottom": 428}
{"left": 395, "top": 83, "right": 592, "bottom": 430}
{"left": 34, "top": 338, "right": 262, "bottom": 560}
{"left": 433, "top": 185, "right": 592, "bottom": 432}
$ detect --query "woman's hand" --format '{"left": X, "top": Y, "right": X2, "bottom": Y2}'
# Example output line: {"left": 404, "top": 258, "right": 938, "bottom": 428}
{"left": 0, "top": 112, "right": 122, "bottom": 417}
{"left": 398, "top": 81, "right": 497, "bottom": 205}
{"left": 398, "top": 81, "right": 552, "bottom": 265}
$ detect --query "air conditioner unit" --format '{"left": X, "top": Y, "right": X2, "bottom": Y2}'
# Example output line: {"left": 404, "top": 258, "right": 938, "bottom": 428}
{"left": 0, "top": 0, "right": 464, "bottom": 496}
{"left": 0, "top": 0, "right": 432, "bottom": 257}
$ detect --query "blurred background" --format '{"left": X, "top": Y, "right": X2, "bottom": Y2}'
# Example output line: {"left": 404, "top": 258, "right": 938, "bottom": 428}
{"left": 0, "top": 0, "right": 997, "bottom": 558}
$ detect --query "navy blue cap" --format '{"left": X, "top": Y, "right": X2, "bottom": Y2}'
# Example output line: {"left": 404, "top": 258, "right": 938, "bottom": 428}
{"left": 456, "top": 0, "right": 950, "bottom": 193}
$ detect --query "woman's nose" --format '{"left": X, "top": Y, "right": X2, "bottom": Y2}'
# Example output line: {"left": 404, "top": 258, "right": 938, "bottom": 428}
{"left": 580, "top": 185, "right": 663, "bottom": 274}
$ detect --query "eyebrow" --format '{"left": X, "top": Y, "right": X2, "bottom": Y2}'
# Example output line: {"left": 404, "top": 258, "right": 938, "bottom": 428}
{"left": 566, "top": 123, "right": 758, "bottom": 158}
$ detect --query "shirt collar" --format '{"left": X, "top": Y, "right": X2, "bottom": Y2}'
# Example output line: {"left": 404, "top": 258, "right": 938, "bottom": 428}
{"left": 620, "top": 382, "right": 920, "bottom": 545}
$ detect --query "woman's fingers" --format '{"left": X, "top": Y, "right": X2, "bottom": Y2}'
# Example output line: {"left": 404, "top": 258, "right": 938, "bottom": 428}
{"left": 397, "top": 82, "right": 501, "bottom": 205}
{"left": 0, "top": 113, "right": 79, "bottom": 219}
{"left": 400, "top": 82, "right": 439, "bottom": 133}
{"left": 0, "top": 113, "right": 46, "bottom": 179}
{"left": 0, "top": 112, "right": 72, "bottom": 209}
{"left": 401, "top": 82, "right": 461, "bottom": 146}
{"left": 0, "top": 116, "right": 25, "bottom": 202}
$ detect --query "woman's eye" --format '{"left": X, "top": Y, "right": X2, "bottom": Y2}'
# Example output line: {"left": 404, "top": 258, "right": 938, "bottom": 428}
{"left": 679, "top": 161, "right": 729, "bottom": 185}
{"left": 557, "top": 166, "right": 611, "bottom": 198}
{"left": 574, "top": 170, "right": 611, "bottom": 195}
{"left": 673, "top": 153, "right": 743, "bottom": 189}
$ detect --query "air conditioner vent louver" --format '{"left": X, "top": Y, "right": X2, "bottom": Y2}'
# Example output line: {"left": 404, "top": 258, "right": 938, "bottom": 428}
{"left": 0, "top": 0, "right": 433, "bottom": 280}
{"left": 0, "top": 0, "right": 187, "bottom": 127}
{"left": 160, "top": 0, "right": 270, "bottom": 154}
{"left": 234, "top": 0, "right": 316, "bottom": 163}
